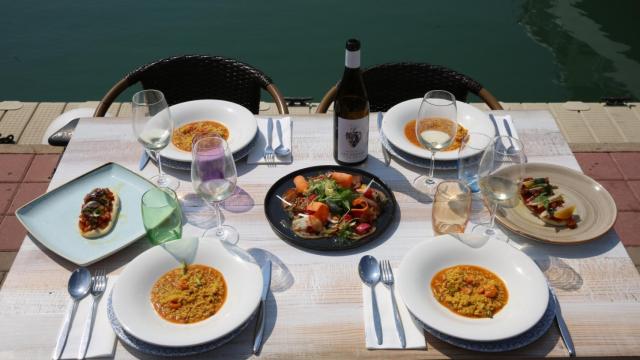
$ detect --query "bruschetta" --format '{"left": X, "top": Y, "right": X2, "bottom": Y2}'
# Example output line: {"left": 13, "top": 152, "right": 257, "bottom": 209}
{"left": 78, "top": 187, "right": 120, "bottom": 238}
{"left": 519, "top": 177, "right": 577, "bottom": 229}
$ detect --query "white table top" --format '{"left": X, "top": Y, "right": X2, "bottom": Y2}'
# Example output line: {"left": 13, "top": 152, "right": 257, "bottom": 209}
{"left": 1, "top": 111, "right": 639, "bottom": 359}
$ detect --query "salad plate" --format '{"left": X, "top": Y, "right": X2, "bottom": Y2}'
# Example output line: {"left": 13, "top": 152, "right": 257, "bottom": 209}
{"left": 264, "top": 166, "right": 397, "bottom": 251}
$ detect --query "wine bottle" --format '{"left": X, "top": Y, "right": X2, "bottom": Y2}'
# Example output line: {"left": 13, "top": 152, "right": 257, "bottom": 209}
{"left": 333, "top": 38, "right": 370, "bottom": 165}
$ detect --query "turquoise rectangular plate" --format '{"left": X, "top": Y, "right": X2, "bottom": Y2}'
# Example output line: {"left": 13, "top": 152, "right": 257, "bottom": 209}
{"left": 16, "top": 162, "right": 155, "bottom": 266}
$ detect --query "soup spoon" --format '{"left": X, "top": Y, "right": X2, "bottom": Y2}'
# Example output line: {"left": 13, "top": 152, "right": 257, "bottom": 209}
{"left": 53, "top": 267, "right": 92, "bottom": 360}
{"left": 359, "top": 255, "right": 383, "bottom": 344}
{"left": 274, "top": 119, "right": 291, "bottom": 157}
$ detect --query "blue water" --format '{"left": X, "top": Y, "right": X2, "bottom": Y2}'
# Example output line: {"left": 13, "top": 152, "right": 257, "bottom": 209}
{"left": 1, "top": 0, "right": 638, "bottom": 103}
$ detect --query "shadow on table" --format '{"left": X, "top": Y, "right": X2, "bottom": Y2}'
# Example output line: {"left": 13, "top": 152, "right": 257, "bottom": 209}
{"left": 425, "top": 323, "right": 562, "bottom": 359}
{"left": 179, "top": 186, "right": 255, "bottom": 231}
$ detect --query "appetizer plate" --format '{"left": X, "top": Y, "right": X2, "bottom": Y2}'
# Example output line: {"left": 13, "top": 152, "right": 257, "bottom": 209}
{"left": 15, "top": 162, "right": 154, "bottom": 266}
{"left": 264, "top": 165, "right": 397, "bottom": 251}
{"left": 159, "top": 99, "right": 257, "bottom": 162}
{"left": 111, "top": 238, "right": 262, "bottom": 347}
{"left": 495, "top": 163, "right": 617, "bottom": 244}
{"left": 397, "top": 235, "right": 549, "bottom": 342}
{"left": 382, "top": 99, "right": 495, "bottom": 161}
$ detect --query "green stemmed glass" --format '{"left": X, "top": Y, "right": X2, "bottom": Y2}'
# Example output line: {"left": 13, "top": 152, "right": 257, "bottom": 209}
{"left": 141, "top": 187, "right": 183, "bottom": 245}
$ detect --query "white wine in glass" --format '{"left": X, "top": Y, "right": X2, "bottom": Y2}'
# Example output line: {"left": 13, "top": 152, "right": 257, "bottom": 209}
{"left": 413, "top": 90, "right": 457, "bottom": 196}
{"left": 191, "top": 135, "right": 239, "bottom": 244}
{"left": 132, "top": 89, "right": 179, "bottom": 190}
{"left": 473, "top": 136, "right": 525, "bottom": 239}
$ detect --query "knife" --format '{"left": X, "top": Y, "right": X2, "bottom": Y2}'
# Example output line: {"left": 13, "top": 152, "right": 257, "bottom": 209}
{"left": 253, "top": 260, "right": 272, "bottom": 355}
{"left": 138, "top": 150, "right": 150, "bottom": 170}
{"left": 376, "top": 112, "right": 391, "bottom": 166}
{"left": 550, "top": 287, "right": 576, "bottom": 357}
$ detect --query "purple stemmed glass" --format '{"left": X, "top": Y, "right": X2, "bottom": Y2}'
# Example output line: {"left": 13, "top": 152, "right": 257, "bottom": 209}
{"left": 191, "top": 135, "right": 239, "bottom": 244}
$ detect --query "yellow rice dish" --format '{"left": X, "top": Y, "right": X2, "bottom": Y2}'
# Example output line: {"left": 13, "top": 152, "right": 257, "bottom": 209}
{"left": 151, "top": 264, "right": 227, "bottom": 324}
{"left": 431, "top": 265, "right": 508, "bottom": 318}
{"left": 172, "top": 120, "right": 229, "bottom": 152}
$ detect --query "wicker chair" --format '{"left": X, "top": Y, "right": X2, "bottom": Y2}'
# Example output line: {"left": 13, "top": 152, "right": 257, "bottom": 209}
{"left": 316, "top": 62, "right": 502, "bottom": 113}
{"left": 94, "top": 55, "right": 288, "bottom": 116}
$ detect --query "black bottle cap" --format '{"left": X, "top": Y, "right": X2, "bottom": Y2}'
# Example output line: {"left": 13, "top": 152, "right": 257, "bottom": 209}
{"left": 346, "top": 39, "right": 360, "bottom": 51}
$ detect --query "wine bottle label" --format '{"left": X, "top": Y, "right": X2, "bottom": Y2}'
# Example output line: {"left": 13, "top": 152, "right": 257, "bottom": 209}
{"left": 337, "top": 116, "right": 369, "bottom": 163}
{"left": 345, "top": 50, "right": 360, "bottom": 69}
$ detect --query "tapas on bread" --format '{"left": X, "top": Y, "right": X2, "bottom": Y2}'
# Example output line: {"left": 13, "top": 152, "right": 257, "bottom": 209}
{"left": 519, "top": 177, "right": 577, "bottom": 229}
{"left": 280, "top": 171, "right": 388, "bottom": 242}
{"left": 78, "top": 187, "right": 120, "bottom": 238}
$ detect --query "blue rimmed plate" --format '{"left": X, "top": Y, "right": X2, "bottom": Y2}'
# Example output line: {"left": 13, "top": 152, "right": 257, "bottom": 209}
{"left": 15, "top": 162, "right": 155, "bottom": 265}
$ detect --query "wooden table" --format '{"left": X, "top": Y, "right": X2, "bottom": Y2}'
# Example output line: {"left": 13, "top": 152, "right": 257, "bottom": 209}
{"left": 1, "top": 111, "right": 640, "bottom": 359}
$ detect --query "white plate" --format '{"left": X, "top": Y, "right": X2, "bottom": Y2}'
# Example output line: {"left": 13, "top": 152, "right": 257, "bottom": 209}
{"left": 112, "top": 238, "right": 262, "bottom": 347}
{"left": 159, "top": 99, "right": 257, "bottom": 162}
{"left": 397, "top": 235, "right": 548, "bottom": 342}
{"left": 382, "top": 99, "right": 495, "bottom": 160}
{"left": 15, "top": 163, "right": 155, "bottom": 266}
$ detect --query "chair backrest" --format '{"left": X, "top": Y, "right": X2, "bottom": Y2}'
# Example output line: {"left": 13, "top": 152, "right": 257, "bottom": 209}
{"left": 316, "top": 62, "right": 501, "bottom": 113}
{"left": 94, "top": 55, "right": 288, "bottom": 116}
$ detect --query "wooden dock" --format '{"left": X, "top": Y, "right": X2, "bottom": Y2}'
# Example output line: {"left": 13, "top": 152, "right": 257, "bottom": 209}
{"left": 0, "top": 100, "right": 639, "bottom": 152}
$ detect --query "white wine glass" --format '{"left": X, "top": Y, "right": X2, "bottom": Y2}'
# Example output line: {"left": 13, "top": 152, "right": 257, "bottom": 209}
{"left": 191, "top": 135, "right": 239, "bottom": 244}
{"left": 132, "top": 89, "right": 179, "bottom": 190}
{"left": 472, "top": 136, "right": 525, "bottom": 239}
{"left": 413, "top": 90, "right": 458, "bottom": 196}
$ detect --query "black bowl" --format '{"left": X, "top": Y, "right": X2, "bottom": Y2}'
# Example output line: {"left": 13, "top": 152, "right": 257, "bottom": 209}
{"left": 263, "top": 165, "right": 397, "bottom": 251}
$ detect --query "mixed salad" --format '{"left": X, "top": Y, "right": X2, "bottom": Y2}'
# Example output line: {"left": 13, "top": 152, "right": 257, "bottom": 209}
{"left": 280, "top": 171, "right": 388, "bottom": 241}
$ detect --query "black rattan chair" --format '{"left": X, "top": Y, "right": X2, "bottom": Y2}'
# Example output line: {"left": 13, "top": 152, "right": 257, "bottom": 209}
{"left": 316, "top": 62, "right": 502, "bottom": 113}
{"left": 94, "top": 55, "right": 289, "bottom": 116}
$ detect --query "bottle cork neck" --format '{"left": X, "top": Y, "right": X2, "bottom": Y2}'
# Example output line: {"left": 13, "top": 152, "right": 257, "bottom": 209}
{"left": 345, "top": 50, "right": 360, "bottom": 69}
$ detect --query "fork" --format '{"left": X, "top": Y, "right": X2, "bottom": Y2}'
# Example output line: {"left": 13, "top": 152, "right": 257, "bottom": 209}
{"left": 263, "top": 117, "right": 275, "bottom": 166}
{"left": 78, "top": 269, "right": 107, "bottom": 359}
{"left": 380, "top": 260, "right": 406, "bottom": 348}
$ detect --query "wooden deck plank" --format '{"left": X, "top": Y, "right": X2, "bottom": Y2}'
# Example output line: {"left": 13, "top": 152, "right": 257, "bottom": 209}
{"left": 17, "top": 103, "right": 65, "bottom": 145}
{"left": 0, "top": 103, "right": 37, "bottom": 142}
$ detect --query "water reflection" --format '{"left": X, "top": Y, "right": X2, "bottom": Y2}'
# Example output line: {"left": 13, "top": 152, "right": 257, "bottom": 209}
{"left": 520, "top": 0, "right": 640, "bottom": 99}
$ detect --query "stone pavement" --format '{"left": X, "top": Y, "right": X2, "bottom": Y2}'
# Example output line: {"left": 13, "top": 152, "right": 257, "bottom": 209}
{"left": 1, "top": 148, "right": 639, "bottom": 289}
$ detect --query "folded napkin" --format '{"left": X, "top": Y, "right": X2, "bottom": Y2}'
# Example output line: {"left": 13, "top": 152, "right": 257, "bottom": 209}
{"left": 362, "top": 270, "right": 426, "bottom": 349}
{"left": 247, "top": 117, "right": 292, "bottom": 164}
{"left": 492, "top": 114, "right": 520, "bottom": 139}
{"left": 54, "top": 276, "right": 117, "bottom": 360}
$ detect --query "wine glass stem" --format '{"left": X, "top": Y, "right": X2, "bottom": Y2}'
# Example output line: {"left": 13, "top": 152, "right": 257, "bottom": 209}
{"left": 213, "top": 201, "right": 224, "bottom": 237}
{"left": 489, "top": 202, "right": 498, "bottom": 230}
{"left": 427, "top": 151, "right": 436, "bottom": 184}
{"left": 152, "top": 150, "right": 167, "bottom": 186}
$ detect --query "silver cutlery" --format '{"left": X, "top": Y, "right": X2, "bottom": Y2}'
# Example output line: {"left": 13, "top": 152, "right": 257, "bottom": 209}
{"left": 78, "top": 269, "right": 107, "bottom": 359}
{"left": 503, "top": 118, "right": 516, "bottom": 152}
{"left": 550, "top": 287, "right": 576, "bottom": 357}
{"left": 376, "top": 112, "right": 391, "bottom": 166}
{"left": 274, "top": 119, "right": 291, "bottom": 158}
{"left": 489, "top": 114, "right": 500, "bottom": 136}
{"left": 263, "top": 118, "right": 275, "bottom": 166}
{"left": 53, "top": 268, "right": 92, "bottom": 360}
{"left": 380, "top": 260, "right": 405, "bottom": 348}
{"left": 253, "top": 260, "right": 272, "bottom": 355}
{"left": 359, "top": 255, "right": 383, "bottom": 345}
{"left": 138, "top": 150, "right": 150, "bottom": 170}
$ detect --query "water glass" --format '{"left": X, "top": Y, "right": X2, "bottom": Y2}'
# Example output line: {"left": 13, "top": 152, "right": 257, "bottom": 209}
{"left": 432, "top": 180, "right": 472, "bottom": 235}
{"left": 141, "top": 187, "right": 183, "bottom": 245}
{"left": 132, "top": 89, "right": 179, "bottom": 190}
{"left": 457, "top": 132, "right": 493, "bottom": 193}
{"left": 191, "top": 135, "right": 239, "bottom": 244}
{"left": 413, "top": 90, "right": 458, "bottom": 196}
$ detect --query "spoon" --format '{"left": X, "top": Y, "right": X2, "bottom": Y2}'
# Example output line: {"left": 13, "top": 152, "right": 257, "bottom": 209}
{"left": 53, "top": 267, "right": 92, "bottom": 360}
{"left": 274, "top": 119, "right": 291, "bottom": 157}
{"left": 359, "top": 255, "right": 383, "bottom": 345}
